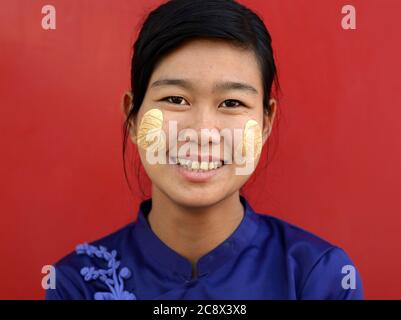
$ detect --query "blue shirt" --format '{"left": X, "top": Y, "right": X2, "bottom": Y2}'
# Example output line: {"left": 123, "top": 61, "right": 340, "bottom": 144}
{"left": 46, "top": 196, "right": 363, "bottom": 300}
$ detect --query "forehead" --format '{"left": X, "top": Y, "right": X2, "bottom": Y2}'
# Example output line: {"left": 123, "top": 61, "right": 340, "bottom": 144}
{"left": 149, "top": 38, "right": 263, "bottom": 92}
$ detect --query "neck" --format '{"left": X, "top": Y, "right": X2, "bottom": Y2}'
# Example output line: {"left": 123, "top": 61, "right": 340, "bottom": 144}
{"left": 147, "top": 188, "right": 244, "bottom": 278}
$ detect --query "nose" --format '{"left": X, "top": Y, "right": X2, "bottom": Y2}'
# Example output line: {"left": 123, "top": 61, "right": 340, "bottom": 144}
{"left": 176, "top": 105, "right": 222, "bottom": 160}
{"left": 190, "top": 106, "right": 221, "bottom": 145}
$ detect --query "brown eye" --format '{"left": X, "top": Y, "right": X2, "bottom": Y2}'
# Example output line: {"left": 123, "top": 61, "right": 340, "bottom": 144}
{"left": 221, "top": 99, "right": 244, "bottom": 108}
{"left": 164, "top": 96, "right": 188, "bottom": 105}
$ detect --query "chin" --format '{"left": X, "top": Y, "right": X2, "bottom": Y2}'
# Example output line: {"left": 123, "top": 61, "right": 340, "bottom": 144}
{"left": 167, "top": 188, "right": 227, "bottom": 209}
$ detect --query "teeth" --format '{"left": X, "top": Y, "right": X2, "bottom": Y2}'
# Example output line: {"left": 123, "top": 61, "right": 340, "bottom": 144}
{"left": 174, "top": 158, "right": 224, "bottom": 172}
{"left": 191, "top": 161, "right": 200, "bottom": 170}
{"left": 178, "top": 158, "right": 189, "bottom": 166}
{"left": 200, "top": 162, "right": 208, "bottom": 170}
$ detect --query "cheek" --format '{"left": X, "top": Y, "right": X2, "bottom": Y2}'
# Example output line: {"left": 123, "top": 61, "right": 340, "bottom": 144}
{"left": 137, "top": 108, "right": 164, "bottom": 151}
{"left": 231, "top": 119, "right": 262, "bottom": 163}
{"left": 243, "top": 119, "right": 263, "bottom": 160}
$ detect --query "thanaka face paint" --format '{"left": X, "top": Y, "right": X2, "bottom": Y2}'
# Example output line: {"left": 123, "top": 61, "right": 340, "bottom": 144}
{"left": 244, "top": 119, "right": 263, "bottom": 160}
{"left": 233, "top": 119, "right": 262, "bottom": 176}
{"left": 136, "top": 110, "right": 262, "bottom": 174}
{"left": 235, "top": 119, "right": 262, "bottom": 162}
{"left": 136, "top": 108, "right": 165, "bottom": 151}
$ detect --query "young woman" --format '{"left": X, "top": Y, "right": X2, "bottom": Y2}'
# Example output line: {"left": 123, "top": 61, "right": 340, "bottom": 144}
{"left": 46, "top": 0, "right": 363, "bottom": 300}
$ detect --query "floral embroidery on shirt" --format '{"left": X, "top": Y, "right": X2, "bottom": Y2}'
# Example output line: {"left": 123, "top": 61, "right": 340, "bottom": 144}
{"left": 75, "top": 243, "right": 136, "bottom": 300}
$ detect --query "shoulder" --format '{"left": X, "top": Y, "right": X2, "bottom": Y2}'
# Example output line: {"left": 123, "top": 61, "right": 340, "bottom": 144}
{"left": 46, "top": 222, "right": 137, "bottom": 300}
{"left": 255, "top": 212, "right": 335, "bottom": 256}
{"left": 254, "top": 212, "right": 364, "bottom": 299}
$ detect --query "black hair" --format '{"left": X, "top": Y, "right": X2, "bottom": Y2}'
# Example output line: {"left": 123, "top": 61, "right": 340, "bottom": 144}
{"left": 122, "top": 0, "right": 280, "bottom": 198}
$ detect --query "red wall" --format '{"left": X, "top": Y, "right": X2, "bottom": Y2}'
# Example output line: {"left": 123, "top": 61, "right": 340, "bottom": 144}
{"left": 1, "top": 0, "right": 400, "bottom": 299}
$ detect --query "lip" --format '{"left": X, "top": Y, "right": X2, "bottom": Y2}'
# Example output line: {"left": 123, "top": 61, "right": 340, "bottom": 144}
{"left": 169, "top": 155, "right": 224, "bottom": 163}
{"left": 170, "top": 161, "right": 226, "bottom": 183}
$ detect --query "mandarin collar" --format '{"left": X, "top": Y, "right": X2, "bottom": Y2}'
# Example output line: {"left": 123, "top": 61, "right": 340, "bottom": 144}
{"left": 133, "top": 195, "right": 260, "bottom": 282}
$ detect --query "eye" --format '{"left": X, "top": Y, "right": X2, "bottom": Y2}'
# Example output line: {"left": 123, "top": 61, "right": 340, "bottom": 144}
{"left": 220, "top": 99, "right": 245, "bottom": 108}
{"left": 162, "top": 96, "right": 189, "bottom": 105}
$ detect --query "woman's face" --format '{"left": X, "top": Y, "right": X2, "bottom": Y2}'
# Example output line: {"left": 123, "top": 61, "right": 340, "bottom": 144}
{"left": 126, "top": 38, "right": 276, "bottom": 208}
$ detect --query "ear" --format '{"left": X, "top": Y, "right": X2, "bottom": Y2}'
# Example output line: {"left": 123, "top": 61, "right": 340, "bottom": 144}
{"left": 262, "top": 98, "right": 277, "bottom": 145}
{"left": 121, "top": 91, "right": 137, "bottom": 144}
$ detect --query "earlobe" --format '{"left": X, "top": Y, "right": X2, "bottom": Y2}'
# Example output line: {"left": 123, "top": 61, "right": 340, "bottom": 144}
{"left": 121, "top": 91, "right": 137, "bottom": 144}
{"left": 122, "top": 91, "right": 133, "bottom": 119}
{"left": 262, "top": 98, "right": 277, "bottom": 144}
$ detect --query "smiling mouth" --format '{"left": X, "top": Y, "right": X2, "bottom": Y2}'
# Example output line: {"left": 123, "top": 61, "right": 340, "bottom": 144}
{"left": 169, "top": 152, "right": 225, "bottom": 173}
{"left": 171, "top": 157, "right": 226, "bottom": 183}
{"left": 169, "top": 156, "right": 226, "bottom": 173}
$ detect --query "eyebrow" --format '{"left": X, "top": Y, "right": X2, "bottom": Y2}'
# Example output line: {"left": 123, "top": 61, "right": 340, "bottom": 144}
{"left": 150, "top": 78, "right": 259, "bottom": 94}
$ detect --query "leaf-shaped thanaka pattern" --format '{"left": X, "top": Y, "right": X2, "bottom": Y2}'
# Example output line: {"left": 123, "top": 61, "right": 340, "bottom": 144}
{"left": 136, "top": 108, "right": 164, "bottom": 150}
{"left": 244, "top": 119, "right": 262, "bottom": 160}
{"left": 235, "top": 119, "right": 262, "bottom": 163}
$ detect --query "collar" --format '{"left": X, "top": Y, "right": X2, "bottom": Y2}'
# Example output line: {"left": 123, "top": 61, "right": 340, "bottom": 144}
{"left": 133, "top": 195, "right": 260, "bottom": 282}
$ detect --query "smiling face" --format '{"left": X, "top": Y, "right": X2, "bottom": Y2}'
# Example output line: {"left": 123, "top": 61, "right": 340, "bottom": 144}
{"left": 125, "top": 38, "right": 276, "bottom": 208}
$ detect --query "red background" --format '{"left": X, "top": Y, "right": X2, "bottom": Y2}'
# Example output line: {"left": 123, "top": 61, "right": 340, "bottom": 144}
{"left": 1, "top": 0, "right": 400, "bottom": 299}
